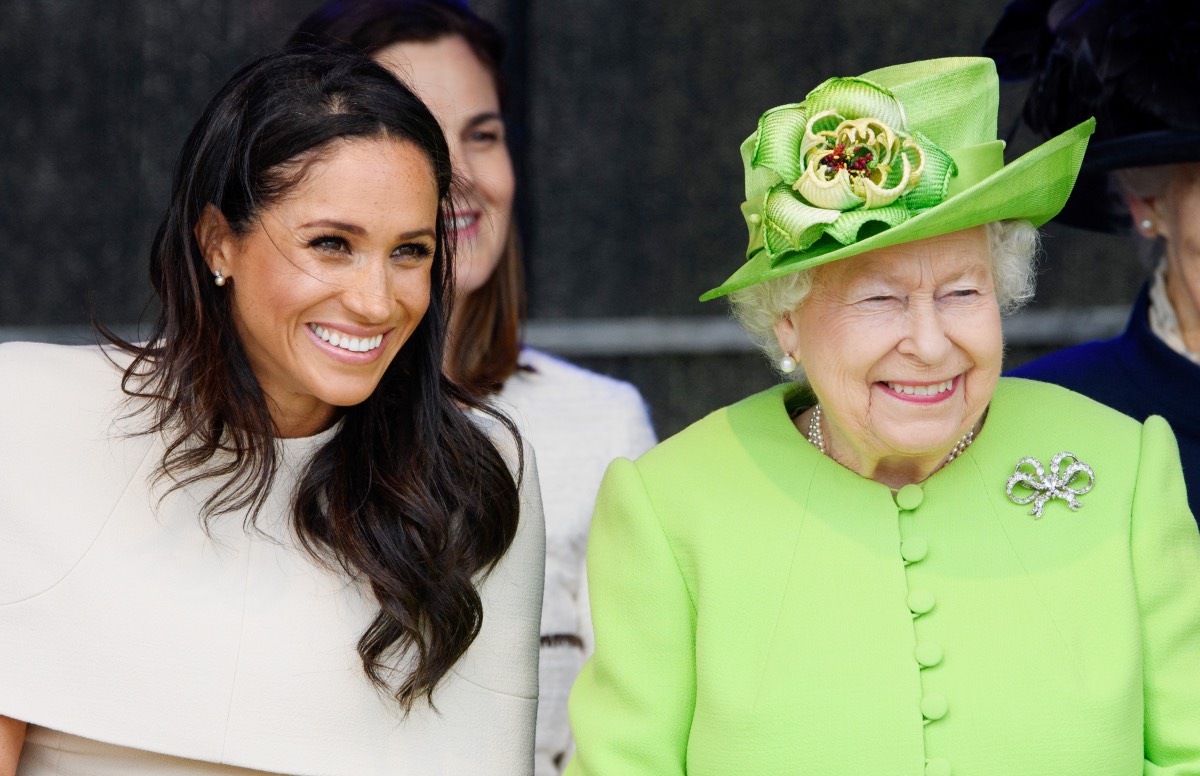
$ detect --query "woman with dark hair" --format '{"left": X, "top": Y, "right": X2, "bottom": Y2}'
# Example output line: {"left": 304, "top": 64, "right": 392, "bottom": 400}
{"left": 290, "top": 4, "right": 656, "bottom": 773}
{"left": 0, "top": 46, "right": 544, "bottom": 775}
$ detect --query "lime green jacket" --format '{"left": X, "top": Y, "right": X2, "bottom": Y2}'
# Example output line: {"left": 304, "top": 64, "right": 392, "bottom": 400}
{"left": 566, "top": 378, "right": 1200, "bottom": 775}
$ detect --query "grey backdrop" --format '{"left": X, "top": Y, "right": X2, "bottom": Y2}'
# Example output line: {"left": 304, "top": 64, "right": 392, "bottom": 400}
{"left": 0, "top": 0, "right": 1141, "bottom": 436}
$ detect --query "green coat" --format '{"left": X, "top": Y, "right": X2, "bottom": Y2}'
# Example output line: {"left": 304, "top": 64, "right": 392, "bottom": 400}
{"left": 566, "top": 378, "right": 1200, "bottom": 775}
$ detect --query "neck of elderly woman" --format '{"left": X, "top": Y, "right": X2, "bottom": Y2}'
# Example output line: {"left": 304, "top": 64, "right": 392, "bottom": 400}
{"left": 812, "top": 404, "right": 974, "bottom": 489}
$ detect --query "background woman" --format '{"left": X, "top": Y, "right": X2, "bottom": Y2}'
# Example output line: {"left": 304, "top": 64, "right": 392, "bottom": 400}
{"left": 566, "top": 58, "right": 1200, "bottom": 774}
{"left": 290, "top": 4, "right": 657, "bottom": 772}
{"left": 984, "top": 0, "right": 1200, "bottom": 518}
{"left": 0, "top": 47, "right": 543, "bottom": 775}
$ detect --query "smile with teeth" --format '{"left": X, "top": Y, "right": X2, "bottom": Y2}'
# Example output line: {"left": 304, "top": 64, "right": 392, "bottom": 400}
{"left": 885, "top": 378, "right": 956, "bottom": 397}
{"left": 451, "top": 212, "right": 479, "bottom": 230}
{"left": 308, "top": 324, "right": 384, "bottom": 353}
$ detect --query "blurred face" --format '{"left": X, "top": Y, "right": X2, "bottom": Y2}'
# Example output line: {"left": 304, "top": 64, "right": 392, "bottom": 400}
{"left": 199, "top": 137, "right": 440, "bottom": 438}
{"left": 774, "top": 227, "right": 1002, "bottom": 482}
{"left": 1127, "top": 162, "right": 1200, "bottom": 350}
{"left": 376, "top": 35, "right": 515, "bottom": 298}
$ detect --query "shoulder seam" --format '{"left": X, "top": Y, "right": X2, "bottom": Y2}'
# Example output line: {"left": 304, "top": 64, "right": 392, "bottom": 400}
{"left": 620, "top": 458, "right": 699, "bottom": 614}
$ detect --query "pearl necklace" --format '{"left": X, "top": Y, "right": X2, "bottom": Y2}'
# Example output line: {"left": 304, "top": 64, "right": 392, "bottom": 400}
{"left": 806, "top": 403, "right": 976, "bottom": 464}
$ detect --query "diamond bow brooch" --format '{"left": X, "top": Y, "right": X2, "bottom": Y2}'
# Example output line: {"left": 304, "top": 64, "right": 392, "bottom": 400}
{"left": 1005, "top": 452, "right": 1096, "bottom": 519}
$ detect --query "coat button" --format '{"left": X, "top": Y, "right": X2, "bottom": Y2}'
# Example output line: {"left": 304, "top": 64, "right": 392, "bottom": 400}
{"left": 915, "top": 642, "right": 943, "bottom": 668}
{"left": 901, "top": 537, "right": 929, "bottom": 563}
{"left": 907, "top": 589, "right": 935, "bottom": 615}
{"left": 921, "top": 693, "right": 948, "bottom": 721}
{"left": 895, "top": 484, "right": 924, "bottom": 510}
{"left": 926, "top": 758, "right": 952, "bottom": 776}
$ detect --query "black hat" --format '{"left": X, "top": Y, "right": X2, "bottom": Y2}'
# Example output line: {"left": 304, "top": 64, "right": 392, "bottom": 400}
{"left": 983, "top": 0, "right": 1200, "bottom": 232}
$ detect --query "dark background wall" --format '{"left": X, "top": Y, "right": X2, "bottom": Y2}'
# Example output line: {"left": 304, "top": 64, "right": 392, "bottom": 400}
{"left": 0, "top": 0, "right": 1141, "bottom": 436}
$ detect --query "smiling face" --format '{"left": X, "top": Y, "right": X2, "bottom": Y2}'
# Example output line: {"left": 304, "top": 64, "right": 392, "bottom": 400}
{"left": 375, "top": 35, "right": 515, "bottom": 298}
{"left": 774, "top": 226, "right": 1003, "bottom": 484}
{"left": 199, "top": 136, "right": 440, "bottom": 437}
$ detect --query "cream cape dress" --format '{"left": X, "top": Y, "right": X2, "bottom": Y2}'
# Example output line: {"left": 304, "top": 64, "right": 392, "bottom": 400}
{"left": 0, "top": 342, "right": 545, "bottom": 775}
{"left": 493, "top": 348, "right": 656, "bottom": 776}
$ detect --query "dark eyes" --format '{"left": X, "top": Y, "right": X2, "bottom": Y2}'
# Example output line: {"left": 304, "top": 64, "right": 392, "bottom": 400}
{"left": 309, "top": 235, "right": 349, "bottom": 253}
{"left": 392, "top": 242, "right": 433, "bottom": 261}
{"left": 466, "top": 121, "right": 505, "bottom": 146}
{"left": 307, "top": 235, "right": 433, "bottom": 261}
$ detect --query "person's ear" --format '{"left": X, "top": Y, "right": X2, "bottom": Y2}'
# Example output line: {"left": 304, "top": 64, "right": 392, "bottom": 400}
{"left": 1124, "top": 193, "right": 1168, "bottom": 241}
{"left": 194, "top": 204, "right": 237, "bottom": 284}
{"left": 773, "top": 311, "right": 801, "bottom": 374}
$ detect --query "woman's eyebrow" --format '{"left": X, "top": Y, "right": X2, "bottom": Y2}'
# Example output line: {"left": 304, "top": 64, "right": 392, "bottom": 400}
{"left": 298, "top": 220, "right": 435, "bottom": 241}
{"left": 299, "top": 219, "right": 367, "bottom": 236}
{"left": 465, "top": 112, "right": 503, "bottom": 129}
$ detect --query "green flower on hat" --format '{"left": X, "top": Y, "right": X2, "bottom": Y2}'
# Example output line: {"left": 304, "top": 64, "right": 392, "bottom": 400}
{"left": 704, "top": 58, "right": 1093, "bottom": 302}
{"left": 743, "top": 76, "right": 959, "bottom": 265}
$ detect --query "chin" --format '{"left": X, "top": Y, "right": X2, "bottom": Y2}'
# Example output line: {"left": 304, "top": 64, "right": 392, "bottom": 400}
{"left": 883, "top": 425, "right": 964, "bottom": 457}
{"left": 304, "top": 376, "right": 387, "bottom": 411}
{"left": 327, "top": 386, "right": 383, "bottom": 409}
{"left": 454, "top": 248, "right": 505, "bottom": 298}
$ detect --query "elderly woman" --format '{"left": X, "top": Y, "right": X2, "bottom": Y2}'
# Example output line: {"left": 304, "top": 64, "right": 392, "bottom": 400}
{"left": 985, "top": 0, "right": 1200, "bottom": 519}
{"left": 565, "top": 58, "right": 1200, "bottom": 775}
{"left": 0, "top": 47, "right": 542, "bottom": 775}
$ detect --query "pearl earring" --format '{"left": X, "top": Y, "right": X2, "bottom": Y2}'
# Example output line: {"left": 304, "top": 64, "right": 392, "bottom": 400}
{"left": 779, "top": 352, "right": 797, "bottom": 374}
{"left": 1141, "top": 218, "right": 1154, "bottom": 232}
{"left": 214, "top": 270, "right": 226, "bottom": 287}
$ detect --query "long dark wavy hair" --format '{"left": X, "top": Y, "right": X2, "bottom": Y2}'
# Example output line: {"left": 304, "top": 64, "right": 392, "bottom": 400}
{"left": 104, "top": 46, "right": 521, "bottom": 709}
{"left": 290, "top": 0, "right": 526, "bottom": 395}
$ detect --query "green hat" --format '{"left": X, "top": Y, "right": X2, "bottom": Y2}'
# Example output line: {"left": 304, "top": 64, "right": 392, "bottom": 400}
{"left": 700, "top": 57, "right": 1094, "bottom": 301}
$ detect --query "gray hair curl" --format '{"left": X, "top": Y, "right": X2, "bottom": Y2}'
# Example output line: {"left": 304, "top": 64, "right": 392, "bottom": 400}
{"left": 728, "top": 220, "right": 1040, "bottom": 376}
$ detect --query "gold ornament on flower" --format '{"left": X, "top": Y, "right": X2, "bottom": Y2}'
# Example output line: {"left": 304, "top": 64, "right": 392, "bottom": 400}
{"left": 793, "top": 112, "right": 925, "bottom": 211}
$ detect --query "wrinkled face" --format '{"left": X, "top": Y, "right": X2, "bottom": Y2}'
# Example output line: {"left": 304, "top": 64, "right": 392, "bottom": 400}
{"left": 1131, "top": 162, "right": 1200, "bottom": 338}
{"left": 201, "top": 137, "right": 440, "bottom": 437}
{"left": 775, "top": 227, "right": 1003, "bottom": 468}
{"left": 376, "top": 35, "right": 515, "bottom": 298}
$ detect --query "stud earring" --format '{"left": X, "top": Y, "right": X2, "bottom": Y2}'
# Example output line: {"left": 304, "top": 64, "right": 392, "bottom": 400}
{"left": 779, "top": 352, "right": 798, "bottom": 374}
{"left": 214, "top": 270, "right": 226, "bottom": 287}
{"left": 1140, "top": 218, "right": 1154, "bottom": 232}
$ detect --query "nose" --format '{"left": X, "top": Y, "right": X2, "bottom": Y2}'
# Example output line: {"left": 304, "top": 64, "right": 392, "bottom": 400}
{"left": 340, "top": 259, "right": 395, "bottom": 322}
{"left": 445, "top": 138, "right": 479, "bottom": 196}
{"left": 445, "top": 133, "right": 463, "bottom": 170}
{"left": 898, "top": 299, "right": 952, "bottom": 364}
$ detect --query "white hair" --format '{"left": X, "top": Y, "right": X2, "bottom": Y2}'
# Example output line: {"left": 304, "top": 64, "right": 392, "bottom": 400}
{"left": 728, "top": 220, "right": 1040, "bottom": 376}
{"left": 1113, "top": 165, "right": 1176, "bottom": 268}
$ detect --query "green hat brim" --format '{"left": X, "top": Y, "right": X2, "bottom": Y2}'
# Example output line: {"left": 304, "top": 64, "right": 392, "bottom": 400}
{"left": 700, "top": 117, "right": 1095, "bottom": 301}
